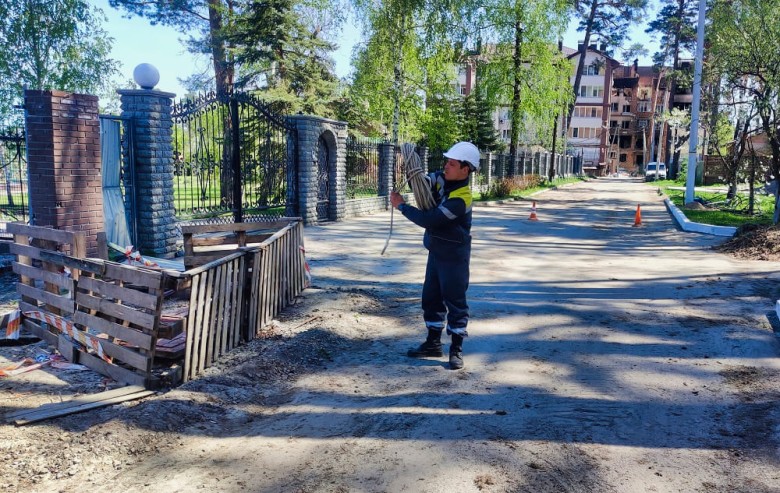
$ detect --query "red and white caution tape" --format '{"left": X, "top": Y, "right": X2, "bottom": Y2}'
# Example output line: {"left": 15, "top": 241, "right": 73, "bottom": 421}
{"left": 22, "top": 311, "right": 112, "bottom": 363}
{"left": 5, "top": 309, "right": 21, "bottom": 340}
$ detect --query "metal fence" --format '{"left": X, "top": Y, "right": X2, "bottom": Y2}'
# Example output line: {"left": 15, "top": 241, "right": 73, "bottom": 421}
{"left": 0, "top": 126, "right": 27, "bottom": 222}
{"left": 345, "top": 137, "right": 381, "bottom": 197}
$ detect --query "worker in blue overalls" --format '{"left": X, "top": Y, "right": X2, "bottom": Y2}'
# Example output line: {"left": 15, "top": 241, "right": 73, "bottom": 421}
{"left": 390, "top": 141, "right": 479, "bottom": 370}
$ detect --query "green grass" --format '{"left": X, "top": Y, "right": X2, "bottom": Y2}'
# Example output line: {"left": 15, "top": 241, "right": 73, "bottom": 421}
{"left": 659, "top": 182, "right": 775, "bottom": 228}
{"left": 473, "top": 176, "right": 587, "bottom": 202}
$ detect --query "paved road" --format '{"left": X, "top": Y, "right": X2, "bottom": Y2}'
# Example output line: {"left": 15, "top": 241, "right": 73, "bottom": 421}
{"left": 295, "top": 177, "right": 780, "bottom": 492}
{"left": 97, "top": 177, "right": 780, "bottom": 493}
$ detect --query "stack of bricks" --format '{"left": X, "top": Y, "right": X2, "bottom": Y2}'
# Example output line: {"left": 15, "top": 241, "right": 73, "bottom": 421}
{"left": 24, "top": 90, "right": 103, "bottom": 257}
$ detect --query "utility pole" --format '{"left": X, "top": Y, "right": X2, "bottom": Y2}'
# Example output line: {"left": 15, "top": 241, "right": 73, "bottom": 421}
{"left": 685, "top": 0, "right": 706, "bottom": 204}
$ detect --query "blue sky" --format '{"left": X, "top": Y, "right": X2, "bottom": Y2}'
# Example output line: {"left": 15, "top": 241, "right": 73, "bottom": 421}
{"left": 91, "top": 0, "right": 659, "bottom": 98}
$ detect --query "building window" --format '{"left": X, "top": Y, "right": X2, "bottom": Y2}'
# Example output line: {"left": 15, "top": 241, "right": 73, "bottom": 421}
{"left": 609, "top": 151, "right": 617, "bottom": 159}
{"left": 591, "top": 87, "right": 604, "bottom": 97}
{"left": 637, "top": 119, "right": 648, "bottom": 129}
{"left": 573, "top": 106, "right": 603, "bottom": 118}
{"left": 656, "top": 104, "right": 665, "bottom": 113}
{"left": 637, "top": 101, "right": 650, "bottom": 112}
{"left": 585, "top": 64, "right": 600, "bottom": 76}
{"left": 459, "top": 85, "right": 467, "bottom": 95}
{"left": 621, "top": 121, "right": 631, "bottom": 129}
{"left": 622, "top": 104, "right": 631, "bottom": 113}
{"left": 636, "top": 155, "right": 644, "bottom": 165}
{"left": 501, "top": 129, "right": 510, "bottom": 140}
{"left": 611, "top": 102, "right": 619, "bottom": 112}
{"left": 572, "top": 128, "right": 579, "bottom": 138}
{"left": 619, "top": 154, "right": 627, "bottom": 163}
{"left": 610, "top": 120, "right": 618, "bottom": 128}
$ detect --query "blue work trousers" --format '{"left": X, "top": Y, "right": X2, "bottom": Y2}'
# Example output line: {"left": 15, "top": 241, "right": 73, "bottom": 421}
{"left": 422, "top": 251, "right": 470, "bottom": 336}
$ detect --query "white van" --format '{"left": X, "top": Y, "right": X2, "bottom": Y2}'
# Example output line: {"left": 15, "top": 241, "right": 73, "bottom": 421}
{"left": 645, "top": 162, "right": 667, "bottom": 181}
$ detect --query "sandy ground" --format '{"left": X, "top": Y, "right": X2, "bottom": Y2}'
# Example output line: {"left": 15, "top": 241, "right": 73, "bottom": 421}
{"left": 2, "top": 177, "right": 780, "bottom": 493}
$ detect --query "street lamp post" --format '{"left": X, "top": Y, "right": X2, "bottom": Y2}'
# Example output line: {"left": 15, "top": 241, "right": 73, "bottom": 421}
{"left": 685, "top": 0, "right": 707, "bottom": 204}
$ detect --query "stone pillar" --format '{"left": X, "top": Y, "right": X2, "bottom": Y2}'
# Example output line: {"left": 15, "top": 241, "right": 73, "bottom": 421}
{"left": 287, "top": 115, "right": 348, "bottom": 225}
{"left": 485, "top": 152, "right": 493, "bottom": 187}
{"left": 378, "top": 141, "right": 395, "bottom": 199}
{"left": 24, "top": 90, "right": 103, "bottom": 256}
{"left": 118, "top": 89, "right": 177, "bottom": 258}
{"left": 419, "top": 146, "right": 429, "bottom": 173}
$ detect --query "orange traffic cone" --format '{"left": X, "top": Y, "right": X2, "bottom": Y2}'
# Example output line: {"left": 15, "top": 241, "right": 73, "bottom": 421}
{"left": 632, "top": 204, "right": 642, "bottom": 227}
{"left": 529, "top": 201, "right": 539, "bottom": 221}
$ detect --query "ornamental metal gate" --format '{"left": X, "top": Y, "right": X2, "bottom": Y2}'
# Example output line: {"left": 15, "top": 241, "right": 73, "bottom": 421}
{"left": 316, "top": 135, "right": 330, "bottom": 221}
{"left": 171, "top": 92, "right": 298, "bottom": 223}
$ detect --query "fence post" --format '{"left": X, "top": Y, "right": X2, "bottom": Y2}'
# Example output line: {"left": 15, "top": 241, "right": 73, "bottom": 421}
{"left": 378, "top": 141, "right": 395, "bottom": 203}
{"left": 118, "top": 88, "right": 178, "bottom": 258}
{"left": 485, "top": 152, "right": 493, "bottom": 190}
{"left": 229, "top": 97, "right": 242, "bottom": 223}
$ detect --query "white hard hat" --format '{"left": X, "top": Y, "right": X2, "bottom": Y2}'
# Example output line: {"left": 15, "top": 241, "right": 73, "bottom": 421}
{"left": 443, "top": 141, "right": 480, "bottom": 171}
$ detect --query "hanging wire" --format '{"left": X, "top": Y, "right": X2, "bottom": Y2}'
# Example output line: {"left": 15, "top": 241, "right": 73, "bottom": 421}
{"left": 381, "top": 144, "right": 436, "bottom": 255}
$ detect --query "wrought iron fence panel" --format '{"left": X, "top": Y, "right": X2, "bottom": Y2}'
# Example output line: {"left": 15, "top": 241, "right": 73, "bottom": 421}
{"left": 171, "top": 92, "right": 296, "bottom": 223}
{"left": 0, "top": 126, "right": 27, "bottom": 222}
{"left": 345, "top": 137, "right": 380, "bottom": 197}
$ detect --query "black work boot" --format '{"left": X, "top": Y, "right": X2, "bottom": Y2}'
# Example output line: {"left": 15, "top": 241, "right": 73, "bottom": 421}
{"left": 407, "top": 328, "right": 443, "bottom": 358}
{"left": 449, "top": 334, "right": 464, "bottom": 370}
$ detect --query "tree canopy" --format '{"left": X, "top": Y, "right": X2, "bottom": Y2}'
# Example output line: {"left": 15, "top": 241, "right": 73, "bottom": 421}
{"left": 0, "top": 0, "right": 119, "bottom": 120}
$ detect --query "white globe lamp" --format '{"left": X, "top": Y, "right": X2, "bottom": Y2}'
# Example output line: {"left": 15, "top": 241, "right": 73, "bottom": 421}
{"left": 133, "top": 63, "right": 160, "bottom": 90}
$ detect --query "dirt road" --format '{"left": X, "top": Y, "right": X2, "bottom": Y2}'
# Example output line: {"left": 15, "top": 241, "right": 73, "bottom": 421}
{"left": 3, "top": 177, "right": 780, "bottom": 492}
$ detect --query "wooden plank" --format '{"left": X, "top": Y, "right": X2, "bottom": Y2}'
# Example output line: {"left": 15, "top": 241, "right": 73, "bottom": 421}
{"left": 103, "top": 262, "right": 164, "bottom": 288}
{"left": 183, "top": 272, "right": 202, "bottom": 382}
{"left": 21, "top": 319, "right": 58, "bottom": 346}
{"left": 73, "top": 311, "right": 154, "bottom": 349}
{"left": 190, "top": 232, "right": 272, "bottom": 248}
{"left": 183, "top": 251, "right": 244, "bottom": 277}
{"left": 12, "top": 262, "right": 73, "bottom": 290}
{"left": 75, "top": 293, "right": 156, "bottom": 330}
{"left": 96, "top": 232, "right": 108, "bottom": 260}
{"left": 14, "top": 389, "right": 155, "bottom": 425}
{"left": 57, "top": 333, "right": 76, "bottom": 363}
{"left": 186, "top": 251, "right": 240, "bottom": 268}
{"left": 246, "top": 251, "right": 261, "bottom": 338}
{"left": 9, "top": 243, "right": 48, "bottom": 262}
{"left": 96, "top": 338, "right": 152, "bottom": 373}
{"left": 12, "top": 231, "right": 34, "bottom": 306}
{"left": 181, "top": 220, "right": 293, "bottom": 235}
{"left": 232, "top": 256, "right": 244, "bottom": 347}
{"left": 259, "top": 249, "right": 271, "bottom": 330}
{"left": 16, "top": 283, "right": 74, "bottom": 314}
{"left": 201, "top": 268, "right": 217, "bottom": 371}
{"left": 74, "top": 349, "right": 148, "bottom": 387}
{"left": 38, "top": 250, "right": 106, "bottom": 276}
{"left": 193, "top": 270, "right": 210, "bottom": 376}
{"left": 6, "top": 223, "right": 82, "bottom": 246}
{"left": 8, "top": 385, "right": 149, "bottom": 420}
{"left": 201, "top": 267, "right": 217, "bottom": 369}
{"left": 77, "top": 275, "right": 160, "bottom": 311}
{"left": 211, "top": 261, "right": 226, "bottom": 360}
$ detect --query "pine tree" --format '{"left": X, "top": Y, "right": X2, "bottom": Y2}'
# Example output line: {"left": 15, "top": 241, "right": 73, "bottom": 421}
{"left": 474, "top": 87, "right": 503, "bottom": 152}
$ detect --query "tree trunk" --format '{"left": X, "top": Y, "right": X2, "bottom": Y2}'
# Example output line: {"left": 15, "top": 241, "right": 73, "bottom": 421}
{"left": 510, "top": 19, "right": 523, "bottom": 163}
{"left": 566, "top": 0, "right": 598, "bottom": 130}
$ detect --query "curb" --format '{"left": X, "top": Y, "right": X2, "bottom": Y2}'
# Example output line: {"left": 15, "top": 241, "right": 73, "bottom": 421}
{"left": 664, "top": 198, "right": 737, "bottom": 237}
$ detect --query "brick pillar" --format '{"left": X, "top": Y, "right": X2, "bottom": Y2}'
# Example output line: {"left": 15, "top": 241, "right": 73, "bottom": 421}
{"left": 118, "top": 89, "right": 178, "bottom": 258}
{"left": 25, "top": 90, "right": 103, "bottom": 256}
